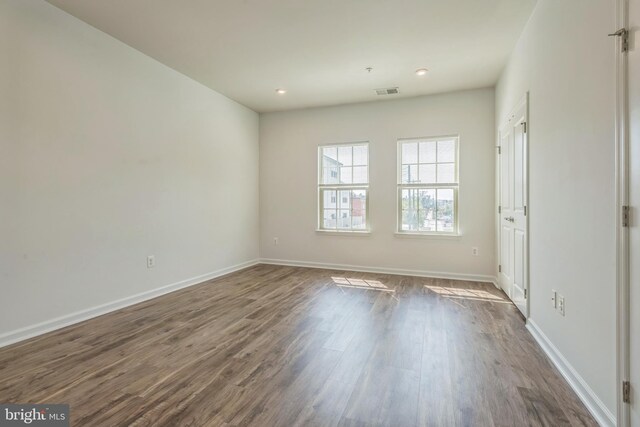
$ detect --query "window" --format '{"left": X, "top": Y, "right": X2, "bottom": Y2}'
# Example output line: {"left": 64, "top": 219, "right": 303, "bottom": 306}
{"left": 398, "top": 136, "right": 458, "bottom": 234}
{"left": 318, "top": 142, "right": 369, "bottom": 231}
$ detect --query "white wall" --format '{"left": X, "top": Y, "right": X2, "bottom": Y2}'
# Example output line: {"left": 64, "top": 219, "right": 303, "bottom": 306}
{"left": 496, "top": 0, "right": 617, "bottom": 422}
{"left": 0, "top": 0, "right": 259, "bottom": 339}
{"left": 260, "top": 88, "right": 496, "bottom": 279}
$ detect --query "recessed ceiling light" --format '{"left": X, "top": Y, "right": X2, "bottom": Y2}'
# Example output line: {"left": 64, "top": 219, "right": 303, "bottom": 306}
{"left": 275, "top": 88, "right": 287, "bottom": 94}
{"left": 415, "top": 68, "right": 428, "bottom": 76}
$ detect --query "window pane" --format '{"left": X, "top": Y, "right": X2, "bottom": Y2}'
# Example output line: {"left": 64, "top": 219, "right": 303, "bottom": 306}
{"left": 322, "top": 146, "right": 338, "bottom": 162}
{"left": 401, "top": 188, "right": 418, "bottom": 211}
{"left": 340, "top": 166, "right": 353, "bottom": 184}
{"left": 351, "top": 190, "right": 367, "bottom": 229}
{"left": 402, "top": 209, "right": 417, "bottom": 231}
{"left": 419, "top": 141, "right": 436, "bottom": 163}
{"left": 402, "top": 142, "right": 418, "bottom": 164}
{"left": 353, "top": 166, "right": 368, "bottom": 184}
{"left": 339, "top": 190, "right": 350, "bottom": 209}
{"left": 437, "top": 163, "right": 455, "bottom": 183}
{"left": 436, "top": 189, "right": 455, "bottom": 232}
{"left": 323, "top": 189, "right": 337, "bottom": 208}
{"left": 352, "top": 214, "right": 366, "bottom": 230}
{"left": 401, "top": 189, "right": 419, "bottom": 231}
{"left": 321, "top": 146, "right": 340, "bottom": 185}
{"left": 418, "top": 209, "right": 434, "bottom": 232}
{"left": 402, "top": 164, "right": 420, "bottom": 184}
{"left": 407, "top": 164, "right": 418, "bottom": 183}
{"left": 418, "top": 164, "right": 436, "bottom": 183}
{"left": 338, "top": 146, "right": 353, "bottom": 166}
{"left": 323, "top": 209, "right": 337, "bottom": 229}
{"left": 352, "top": 189, "right": 367, "bottom": 199}
{"left": 338, "top": 210, "right": 351, "bottom": 228}
{"left": 438, "top": 140, "right": 455, "bottom": 163}
{"left": 327, "top": 167, "right": 339, "bottom": 184}
{"left": 418, "top": 189, "right": 436, "bottom": 231}
{"left": 353, "top": 145, "right": 368, "bottom": 166}
{"left": 401, "top": 165, "right": 409, "bottom": 184}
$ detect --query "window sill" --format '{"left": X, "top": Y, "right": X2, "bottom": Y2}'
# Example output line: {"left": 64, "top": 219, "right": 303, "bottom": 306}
{"left": 316, "top": 229, "right": 371, "bottom": 236}
{"left": 394, "top": 232, "right": 461, "bottom": 240}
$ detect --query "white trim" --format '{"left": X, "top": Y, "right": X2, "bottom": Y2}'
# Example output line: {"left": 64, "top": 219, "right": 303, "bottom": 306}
{"left": 318, "top": 142, "right": 370, "bottom": 232}
{"left": 260, "top": 258, "right": 496, "bottom": 284}
{"left": 0, "top": 259, "right": 260, "bottom": 349}
{"left": 396, "top": 136, "right": 460, "bottom": 235}
{"left": 614, "top": 0, "right": 630, "bottom": 425}
{"left": 394, "top": 232, "right": 461, "bottom": 239}
{"left": 315, "top": 230, "right": 371, "bottom": 236}
{"left": 526, "top": 320, "right": 616, "bottom": 427}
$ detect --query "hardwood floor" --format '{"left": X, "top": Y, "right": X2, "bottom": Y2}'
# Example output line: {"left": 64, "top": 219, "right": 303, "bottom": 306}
{"left": 0, "top": 264, "right": 596, "bottom": 426}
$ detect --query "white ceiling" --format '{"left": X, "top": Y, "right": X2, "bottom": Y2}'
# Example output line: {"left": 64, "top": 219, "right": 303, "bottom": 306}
{"left": 46, "top": 0, "right": 536, "bottom": 113}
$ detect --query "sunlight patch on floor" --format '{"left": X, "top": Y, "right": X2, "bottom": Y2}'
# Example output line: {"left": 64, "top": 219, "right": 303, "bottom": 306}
{"left": 425, "top": 285, "right": 510, "bottom": 303}
{"left": 331, "top": 277, "right": 395, "bottom": 293}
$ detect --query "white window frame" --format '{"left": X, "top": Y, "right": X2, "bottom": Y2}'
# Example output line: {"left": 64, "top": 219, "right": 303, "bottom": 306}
{"left": 318, "top": 141, "right": 370, "bottom": 233}
{"left": 397, "top": 135, "right": 459, "bottom": 235}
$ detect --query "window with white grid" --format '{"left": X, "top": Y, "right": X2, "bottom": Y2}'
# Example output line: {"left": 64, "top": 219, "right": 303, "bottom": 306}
{"left": 398, "top": 136, "right": 458, "bottom": 234}
{"left": 318, "top": 143, "right": 369, "bottom": 231}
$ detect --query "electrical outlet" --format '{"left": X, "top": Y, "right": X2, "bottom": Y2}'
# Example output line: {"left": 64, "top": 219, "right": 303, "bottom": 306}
{"left": 273, "top": 237, "right": 279, "bottom": 245}
{"left": 147, "top": 255, "right": 155, "bottom": 269}
{"left": 472, "top": 247, "right": 479, "bottom": 256}
{"left": 558, "top": 295, "right": 565, "bottom": 316}
{"left": 551, "top": 290, "right": 557, "bottom": 308}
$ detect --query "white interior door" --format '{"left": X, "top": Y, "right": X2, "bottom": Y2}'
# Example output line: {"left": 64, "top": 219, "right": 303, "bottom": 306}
{"left": 499, "top": 97, "right": 528, "bottom": 317}
{"left": 628, "top": 0, "right": 639, "bottom": 423}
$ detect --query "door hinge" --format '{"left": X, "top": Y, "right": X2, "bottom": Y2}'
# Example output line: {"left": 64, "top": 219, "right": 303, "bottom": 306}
{"left": 524, "top": 289, "right": 527, "bottom": 299}
{"left": 524, "top": 205, "right": 527, "bottom": 216}
{"left": 623, "top": 381, "right": 630, "bottom": 403}
{"left": 498, "top": 205, "right": 502, "bottom": 214}
{"left": 622, "top": 205, "right": 629, "bottom": 227}
{"left": 498, "top": 265, "right": 502, "bottom": 273}
{"left": 609, "top": 28, "right": 629, "bottom": 53}
{"left": 522, "top": 121, "right": 527, "bottom": 133}
{"left": 497, "top": 146, "right": 501, "bottom": 155}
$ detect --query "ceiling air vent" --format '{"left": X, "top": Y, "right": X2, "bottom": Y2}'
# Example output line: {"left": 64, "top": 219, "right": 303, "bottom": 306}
{"left": 375, "top": 87, "right": 399, "bottom": 96}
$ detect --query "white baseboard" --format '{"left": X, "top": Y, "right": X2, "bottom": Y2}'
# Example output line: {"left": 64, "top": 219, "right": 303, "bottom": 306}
{"left": 0, "top": 259, "right": 260, "bottom": 349}
{"left": 260, "top": 258, "right": 497, "bottom": 284}
{"left": 526, "top": 320, "right": 616, "bottom": 427}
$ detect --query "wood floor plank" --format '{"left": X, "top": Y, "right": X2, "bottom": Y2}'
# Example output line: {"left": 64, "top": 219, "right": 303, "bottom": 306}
{"left": 0, "top": 265, "right": 597, "bottom": 426}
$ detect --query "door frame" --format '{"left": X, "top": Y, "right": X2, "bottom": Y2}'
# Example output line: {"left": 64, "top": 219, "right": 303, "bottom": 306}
{"left": 615, "top": 0, "right": 631, "bottom": 425}
{"left": 498, "top": 93, "right": 530, "bottom": 319}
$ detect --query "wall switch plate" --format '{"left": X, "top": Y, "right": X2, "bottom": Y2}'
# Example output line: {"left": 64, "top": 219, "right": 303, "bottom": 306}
{"left": 558, "top": 295, "right": 565, "bottom": 316}
{"left": 273, "top": 237, "right": 279, "bottom": 245}
{"left": 551, "top": 290, "right": 557, "bottom": 308}
{"left": 472, "top": 247, "right": 479, "bottom": 256}
{"left": 147, "top": 255, "right": 155, "bottom": 269}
